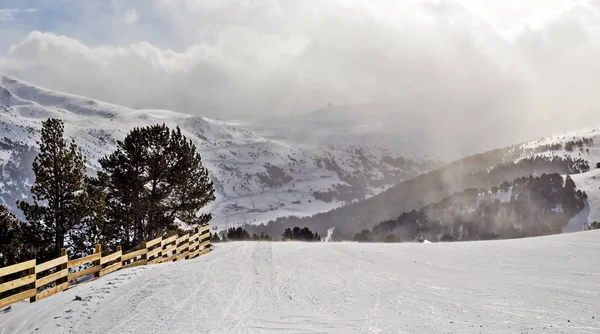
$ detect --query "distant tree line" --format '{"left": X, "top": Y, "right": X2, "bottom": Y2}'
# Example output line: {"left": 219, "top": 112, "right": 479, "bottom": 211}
{"left": 0, "top": 118, "right": 215, "bottom": 267}
{"left": 214, "top": 227, "right": 273, "bottom": 241}
{"left": 282, "top": 227, "right": 321, "bottom": 241}
{"left": 586, "top": 222, "right": 600, "bottom": 230}
{"left": 464, "top": 155, "right": 589, "bottom": 189}
{"left": 533, "top": 137, "right": 594, "bottom": 153}
{"left": 357, "top": 173, "right": 587, "bottom": 242}
{"left": 211, "top": 225, "right": 320, "bottom": 242}
{"left": 564, "top": 137, "right": 594, "bottom": 152}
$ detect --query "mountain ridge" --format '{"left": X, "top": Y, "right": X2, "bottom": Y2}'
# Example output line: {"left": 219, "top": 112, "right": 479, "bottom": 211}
{"left": 0, "top": 75, "right": 437, "bottom": 229}
{"left": 244, "top": 128, "right": 600, "bottom": 240}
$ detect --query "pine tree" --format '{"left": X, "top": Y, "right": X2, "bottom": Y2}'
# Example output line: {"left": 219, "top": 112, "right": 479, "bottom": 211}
{"left": 282, "top": 228, "right": 293, "bottom": 240}
{"left": 211, "top": 232, "right": 222, "bottom": 243}
{"left": 165, "top": 126, "right": 215, "bottom": 226}
{"left": 0, "top": 204, "right": 21, "bottom": 266}
{"left": 562, "top": 175, "right": 581, "bottom": 216}
{"left": 97, "top": 127, "right": 147, "bottom": 249}
{"left": 353, "top": 229, "right": 372, "bottom": 242}
{"left": 226, "top": 227, "right": 251, "bottom": 240}
{"left": 282, "top": 226, "right": 320, "bottom": 241}
{"left": 69, "top": 178, "right": 109, "bottom": 257}
{"left": 17, "top": 118, "right": 91, "bottom": 258}
{"left": 259, "top": 232, "right": 272, "bottom": 241}
{"left": 99, "top": 123, "right": 215, "bottom": 247}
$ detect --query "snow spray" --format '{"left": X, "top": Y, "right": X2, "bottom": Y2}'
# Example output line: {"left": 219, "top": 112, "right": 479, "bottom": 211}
{"left": 323, "top": 227, "right": 335, "bottom": 242}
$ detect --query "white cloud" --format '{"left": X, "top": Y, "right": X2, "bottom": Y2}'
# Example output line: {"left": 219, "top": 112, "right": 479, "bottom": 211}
{"left": 2, "top": 0, "right": 600, "bottom": 155}
{"left": 0, "top": 8, "right": 19, "bottom": 22}
{"left": 0, "top": 7, "right": 37, "bottom": 21}
{"left": 1, "top": 1, "right": 521, "bottom": 115}
{"left": 123, "top": 7, "right": 140, "bottom": 26}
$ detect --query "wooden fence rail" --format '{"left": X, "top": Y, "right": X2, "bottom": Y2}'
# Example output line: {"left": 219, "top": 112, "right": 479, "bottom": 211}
{"left": 0, "top": 225, "right": 211, "bottom": 309}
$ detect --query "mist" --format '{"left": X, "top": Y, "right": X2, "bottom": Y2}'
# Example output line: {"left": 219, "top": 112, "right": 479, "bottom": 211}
{"left": 1, "top": 0, "right": 600, "bottom": 159}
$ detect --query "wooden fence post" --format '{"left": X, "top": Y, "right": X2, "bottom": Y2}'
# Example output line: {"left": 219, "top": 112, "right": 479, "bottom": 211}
{"left": 30, "top": 251, "right": 70, "bottom": 302}
{"left": 145, "top": 236, "right": 163, "bottom": 264}
{"left": 98, "top": 246, "right": 123, "bottom": 277}
{"left": 141, "top": 242, "right": 147, "bottom": 263}
{"left": 94, "top": 244, "right": 102, "bottom": 279}
{"left": 175, "top": 234, "right": 190, "bottom": 261}
{"left": 60, "top": 248, "right": 68, "bottom": 287}
{"left": 116, "top": 245, "right": 122, "bottom": 268}
{"left": 28, "top": 262, "right": 37, "bottom": 303}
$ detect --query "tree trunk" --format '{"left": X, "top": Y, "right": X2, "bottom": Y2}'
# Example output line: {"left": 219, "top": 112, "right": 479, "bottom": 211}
{"left": 55, "top": 233, "right": 64, "bottom": 258}
{"left": 135, "top": 212, "right": 144, "bottom": 245}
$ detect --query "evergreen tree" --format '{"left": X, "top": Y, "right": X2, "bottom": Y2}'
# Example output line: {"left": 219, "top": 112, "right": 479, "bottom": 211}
{"left": 226, "top": 227, "right": 251, "bottom": 240}
{"left": 249, "top": 232, "right": 272, "bottom": 241}
{"left": 17, "top": 118, "right": 91, "bottom": 258}
{"left": 353, "top": 229, "right": 372, "bottom": 242}
{"left": 97, "top": 127, "right": 147, "bottom": 249}
{"left": 69, "top": 178, "right": 109, "bottom": 257}
{"left": 259, "top": 232, "right": 272, "bottom": 241}
{"left": 99, "top": 124, "right": 215, "bottom": 247}
{"left": 164, "top": 126, "right": 215, "bottom": 226}
{"left": 282, "top": 226, "right": 320, "bottom": 241}
{"left": 211, "top": 231, "right": 222, "bottom": 243}
{"left": 562, "top": 175, "right": 581, "bottom": 216}
{"left": 0, "top": 204, "right": 22, "bottom": 266}
{"left": 282, "top": 228, "right": 293, "bottom": 240}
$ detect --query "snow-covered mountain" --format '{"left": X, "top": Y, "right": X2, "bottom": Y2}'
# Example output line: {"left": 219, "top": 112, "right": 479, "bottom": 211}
{"left": 244, "top": 123, "right": 600, "bottom": 240}
{"left": 0, "top": 75, "right": 437, "bottom": 229}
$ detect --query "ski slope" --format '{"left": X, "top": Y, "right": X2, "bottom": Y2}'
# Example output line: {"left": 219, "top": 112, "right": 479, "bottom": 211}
{"left": 2, "top": 231, "right": 600, "bottom": 333}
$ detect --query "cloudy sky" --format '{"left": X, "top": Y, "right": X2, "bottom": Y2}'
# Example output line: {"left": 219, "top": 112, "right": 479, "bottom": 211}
{"left": 1, "top": 0, "right": 600, "bottom": 155}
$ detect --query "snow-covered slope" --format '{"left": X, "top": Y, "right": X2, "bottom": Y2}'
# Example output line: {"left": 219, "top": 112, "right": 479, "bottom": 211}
{"left": 421, "top": 127, "right": 600, "bottom": 236}
{"left": 243, "top": 124, "right": 600, "bottom": 240}
{"left": 0, "top": 75, "right": 435, "bottom": 230}
{"left": 2, "top": 231, "right": 600, "bottom": 333}
{"left": 517, "top": 127, "right": 600, "bottom": 228}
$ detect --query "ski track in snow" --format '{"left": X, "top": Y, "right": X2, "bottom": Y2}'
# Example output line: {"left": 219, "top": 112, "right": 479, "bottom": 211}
{"left": 2, "top": 231, "right": 600, "bottom": 333}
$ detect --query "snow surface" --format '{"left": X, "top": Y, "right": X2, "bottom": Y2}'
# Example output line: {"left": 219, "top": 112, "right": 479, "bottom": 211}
{"left": 2, "top": 231, "right": 600, "bottom": 333}
{"left": 570, "top": 169, "right": 600, "bottom": 227}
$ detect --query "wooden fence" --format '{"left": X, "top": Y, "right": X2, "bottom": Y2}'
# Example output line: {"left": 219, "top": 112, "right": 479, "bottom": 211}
{"left": 0, "top": 225, "right": 211, "bottom": 309}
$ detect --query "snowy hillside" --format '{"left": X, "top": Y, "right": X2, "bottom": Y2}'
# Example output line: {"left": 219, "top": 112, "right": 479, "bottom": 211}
{"left": 516, "top": 127, "right": 600, "bottom": 229}
{"left": 0, "top": 75, "right": 435, "bottom": 230}
{"left": 2, "top": 231, "right": 600, "bottom": 333}
{"left": 358, "top": 128, "right": 600, "bottom": 242}
{"left": 244, "top": 124, "right": 600, "bottom": 240}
